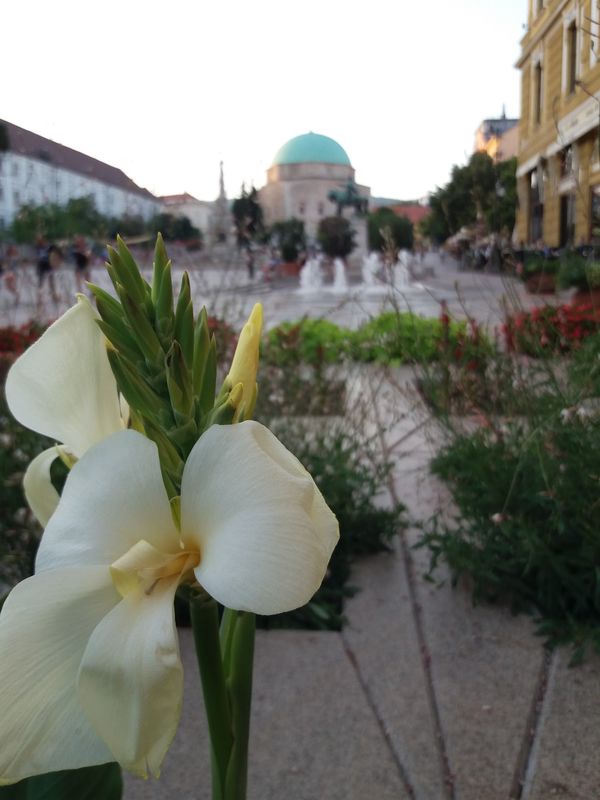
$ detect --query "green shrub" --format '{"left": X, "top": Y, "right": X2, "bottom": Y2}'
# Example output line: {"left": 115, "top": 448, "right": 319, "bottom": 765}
{"left": 263, "top": 318, "right": 351, "bottom": 366}
{"left": 557, "top": 252, "right": 593, "bottom": 289}
{"left": 521, "top": 252, "right": 560, "bottom": 277}
{"left": 264, "top": 312, "right": 493, "bottom": 368}
{"left": 419, "top": 333, "right": 600, "bottom": 659}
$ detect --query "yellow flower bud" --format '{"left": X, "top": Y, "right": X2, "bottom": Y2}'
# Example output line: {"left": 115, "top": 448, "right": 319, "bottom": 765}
{"left": 226, "top": 304, "right": 263, "bottom": 421}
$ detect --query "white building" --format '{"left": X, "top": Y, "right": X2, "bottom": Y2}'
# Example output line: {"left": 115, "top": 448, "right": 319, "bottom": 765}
{"left": 160, "top": 192, "right": 213, "bottom": 234}
{"left": 0, "top": 120, "right": 161, "bottom": 230}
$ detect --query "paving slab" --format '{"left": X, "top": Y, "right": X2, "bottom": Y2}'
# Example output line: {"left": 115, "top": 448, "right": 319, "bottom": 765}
{"left": 391, "top": 427, "right": 546, "bottom": 800}
{"left": 343, "top": 548, "right": 449, "bottom": 799}
{"left": 524, "top": 649, "right": 600, "bottom": 800}
{"left": 124, "top": 629, "right": 409, "bottom": 800}
{"left": 411, "top": 553, "right": 545, "bottom": 800}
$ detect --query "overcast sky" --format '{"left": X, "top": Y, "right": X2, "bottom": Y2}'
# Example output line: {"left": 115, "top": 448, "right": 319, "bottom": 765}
{"left": 2, "top": 0, "right": 526, "bottom": 202}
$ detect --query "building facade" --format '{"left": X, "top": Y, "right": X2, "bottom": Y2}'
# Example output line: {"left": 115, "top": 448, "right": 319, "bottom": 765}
{"left": 258, "top": 132, "right": 370, "bottom": 248}
{"left": 516, "top": 0, "right": 600, "bottom": 246}
{"left": 0, "top": 120, "right": 161, "bottom": 231}
{"left": 160, "top": 192, "right": 214, "bottom": 234}
{"left": 475, "top": 113, "right": 520, "bottom": 162}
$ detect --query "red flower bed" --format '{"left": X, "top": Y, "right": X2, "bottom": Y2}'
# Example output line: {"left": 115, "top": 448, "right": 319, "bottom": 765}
{"left": 0, "top": 322, "right": 47, "bottom": 382}
{"left": 0, "top": 322, "right": 45, "bottom": 356}
{"left": 503, "top": 301, "right": 600, "bottom": 354}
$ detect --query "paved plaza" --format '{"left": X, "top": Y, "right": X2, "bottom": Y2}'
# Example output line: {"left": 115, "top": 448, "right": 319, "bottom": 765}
{"left": 0, "top": 252, "right": 564, "bottom": 333}
{"left": 3, "top": 254, "right": 594, "bottom": 799}
{"left": 123, "top": 370, "right": 600, "bottom": 799}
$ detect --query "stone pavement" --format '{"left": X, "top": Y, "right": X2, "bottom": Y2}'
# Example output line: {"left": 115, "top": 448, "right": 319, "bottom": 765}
{"left": 0, "top": 252, "right": 572, "bottom": 333}
{"left": 125, "top": 369, "right": 600, "bottom": 800}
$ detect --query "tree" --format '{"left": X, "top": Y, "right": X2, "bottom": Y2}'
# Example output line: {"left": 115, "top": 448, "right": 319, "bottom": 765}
{"left": 232, "top": 186, "right": 264, "bottom": 247}
{"left": 317, "top": 216, "right": 355, "bottom": 258}
{"left": 368, "top": 207, "right": 413, "bottom": 251}
{"left": 149, "top": 213, "right": 201, "bottom": 242}
{"left": 269, "top": 218, "right": 306, "bottom": 263}
{"left": 422, "top": 153, "right": 518, "bottom": 243}
{"left": 486, "top": 157, "right": 517, "bottom": 234}
{"left": 11, "top": 196, "right": 107, "bottom": 243}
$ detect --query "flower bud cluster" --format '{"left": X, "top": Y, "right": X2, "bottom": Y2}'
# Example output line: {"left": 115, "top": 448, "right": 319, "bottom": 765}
{"left": 89, "top": 235, "right": 260, "bottom": 497}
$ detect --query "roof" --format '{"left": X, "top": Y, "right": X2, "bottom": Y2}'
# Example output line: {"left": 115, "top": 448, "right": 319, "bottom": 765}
{"left": 273, "top": 132, "right": 351, "bottom": 166}
{"left": 389, "top": 204, "right": 431, "bottom": 225}
{"left": 0, "top": 119, "right": 157, "bottom": 200}
{"left": 478, "top": 118, "right": 519, "bottom": 140}
{"left": 161, "top": 192, "right": 208, "bottom": 205}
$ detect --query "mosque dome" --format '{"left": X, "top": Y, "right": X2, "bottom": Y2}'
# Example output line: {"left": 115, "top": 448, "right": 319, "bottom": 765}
{"left": 272, "top": 132, "right": 351, "bottom": 167}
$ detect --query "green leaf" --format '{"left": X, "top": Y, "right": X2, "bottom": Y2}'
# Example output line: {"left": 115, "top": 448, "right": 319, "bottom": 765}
{"left": 0, "top": 763, "right": 122, "bottom": 800}
{"left": 198, "top": 336, "right": 217, "bottom": 418}
{"left": 174, "top": 274, "right": 194, "bottom": 368}
{"left": 116, "top": 287, "right": 163, "bottom": 363}
{"left": 107, "top": 350, "right": 164, "bottom": 419}
{"left": 151, "top": 232, "right": 169, "bottom": 305}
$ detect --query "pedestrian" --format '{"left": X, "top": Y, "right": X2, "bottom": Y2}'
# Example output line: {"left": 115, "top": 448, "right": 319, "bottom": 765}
{"left": 72, "top": 236, "right": 91, "bottom": 293}
{"left": 37, "top": 243, "right": 62, "bottom": 307}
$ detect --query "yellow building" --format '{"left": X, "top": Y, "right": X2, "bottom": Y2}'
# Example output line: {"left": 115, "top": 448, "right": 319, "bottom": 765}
{"left": 516, "top": 0, "right": 600, "bottom": 246}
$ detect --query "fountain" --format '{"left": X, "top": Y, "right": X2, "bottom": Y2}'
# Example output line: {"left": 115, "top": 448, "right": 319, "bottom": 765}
{"left": 392, "top": 250, "right": 412, "bottom": 289}
{"left": 361, "top": 252, "right": 381, "bottom": 287}
{"left": 298, "top": 256, "right": 323, "bottom": 293}
{"left": 331, "top": 258, "right": 349, "bottom": 292}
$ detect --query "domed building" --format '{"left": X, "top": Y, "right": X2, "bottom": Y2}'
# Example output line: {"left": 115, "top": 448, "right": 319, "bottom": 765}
{"left": 258, "top": 132, "right": 370, "bottom": 251}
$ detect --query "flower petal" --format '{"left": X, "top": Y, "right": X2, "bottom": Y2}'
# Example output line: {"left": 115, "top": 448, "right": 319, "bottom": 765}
{"left": 23, "top": 446, "right": 60, "bottom": 526}
{"left": 5, "top": 297, "right": 122, "bottom": 457}
{"left": 36, "top": 430, "right": 179, "bottom": 574}
{"left": 0, "top": 567, "right": 117, "bottom": 784}
{"left": 77, "top": 577, "right": 183, "bottom": 778}
{"left": 181, "top": 421, "right": 339, "bottom": 615}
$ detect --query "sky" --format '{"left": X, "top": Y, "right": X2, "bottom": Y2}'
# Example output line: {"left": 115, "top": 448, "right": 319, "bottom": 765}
{"left": 2, "top": 0, "right": 527, "bottom": 203}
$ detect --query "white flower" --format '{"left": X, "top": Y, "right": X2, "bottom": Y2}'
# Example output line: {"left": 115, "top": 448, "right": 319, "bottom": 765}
{"left": 0, "top": 424, "right": 338, "bottom": 784}
{"left": 5, "top": 297, "right": 123, "bottom": 525}
{"left": 560, "top": 407, "right": 574, "bottom": 424}
{"left": 576, "top": 405, "right": 593, "bottom": 422}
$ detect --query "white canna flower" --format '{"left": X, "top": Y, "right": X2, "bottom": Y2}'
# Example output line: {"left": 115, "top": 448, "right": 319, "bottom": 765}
{"left": 5, "top": 296, "right": 123, "bottom": 525}
{"left": 0, "top": 424, "right": 338, "bottom": 784}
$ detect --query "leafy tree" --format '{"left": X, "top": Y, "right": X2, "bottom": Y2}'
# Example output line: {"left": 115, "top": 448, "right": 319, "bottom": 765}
{"left": 486, "top": 157, "right": 517, "bottom": 234}
{"left": 232, "top": 185, "right": 264, "bottom": 247}
{"left": 107, "top": 214, "right": 147, "bottom": 239}
{"left": 149, "top": 213, "right": 201, "bottom": 242}
{"left": 270, "top": 218, "right": 306, "bottom": 263}
{"left": 318, "top": 216, "right": 355, "bottom": 259}
{"left": 11, "top": 196, "right": 106, "bottom": 242}
{"left": 422, "top": 153, "right": 517, "bottom": 243}
{"left": 63, "top": 197, "right": 106, "bottom": 238}
{"left": 368, "top": 207, "right": 413, "bottom": 251}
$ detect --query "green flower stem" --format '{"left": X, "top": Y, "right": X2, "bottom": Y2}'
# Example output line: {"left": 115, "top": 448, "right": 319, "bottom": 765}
{"left": 223, "top": 611, "right": 256, "bottom": 800}
{"left": 190, "top": 591, "right": 233, "bottom": 799}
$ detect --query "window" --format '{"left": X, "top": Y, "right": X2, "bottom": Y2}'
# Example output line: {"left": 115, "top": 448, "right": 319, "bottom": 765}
{"left": 560, "top": 193, "right": 576, "bottom": 246}
{"left": 529, "top": 169, "right": 544, "bottom": 243}
{"left": 299, "top": 203, "right": 305, "bottom": 215}
{"left": 590, "top": 187, "right": 600, "bottom": 240}
{"left": 567, "top": 21, "right": 578, "bottom": 93}
{"left": 560, "top": 145, "right": 574, "bottom": 178}
{"left": 534, "top": 62, "right": 543, "bottom": 124}
{"left": 318, "top": 202, "right": 324, "bottom": 215}
{"left": 592, "top": 1, "right": 600, "bottom": 65}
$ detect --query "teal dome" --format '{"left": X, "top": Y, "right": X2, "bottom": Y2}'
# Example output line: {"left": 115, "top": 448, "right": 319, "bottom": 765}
{"left": 273, "top": 132, "right": 351, "bottom": 166}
